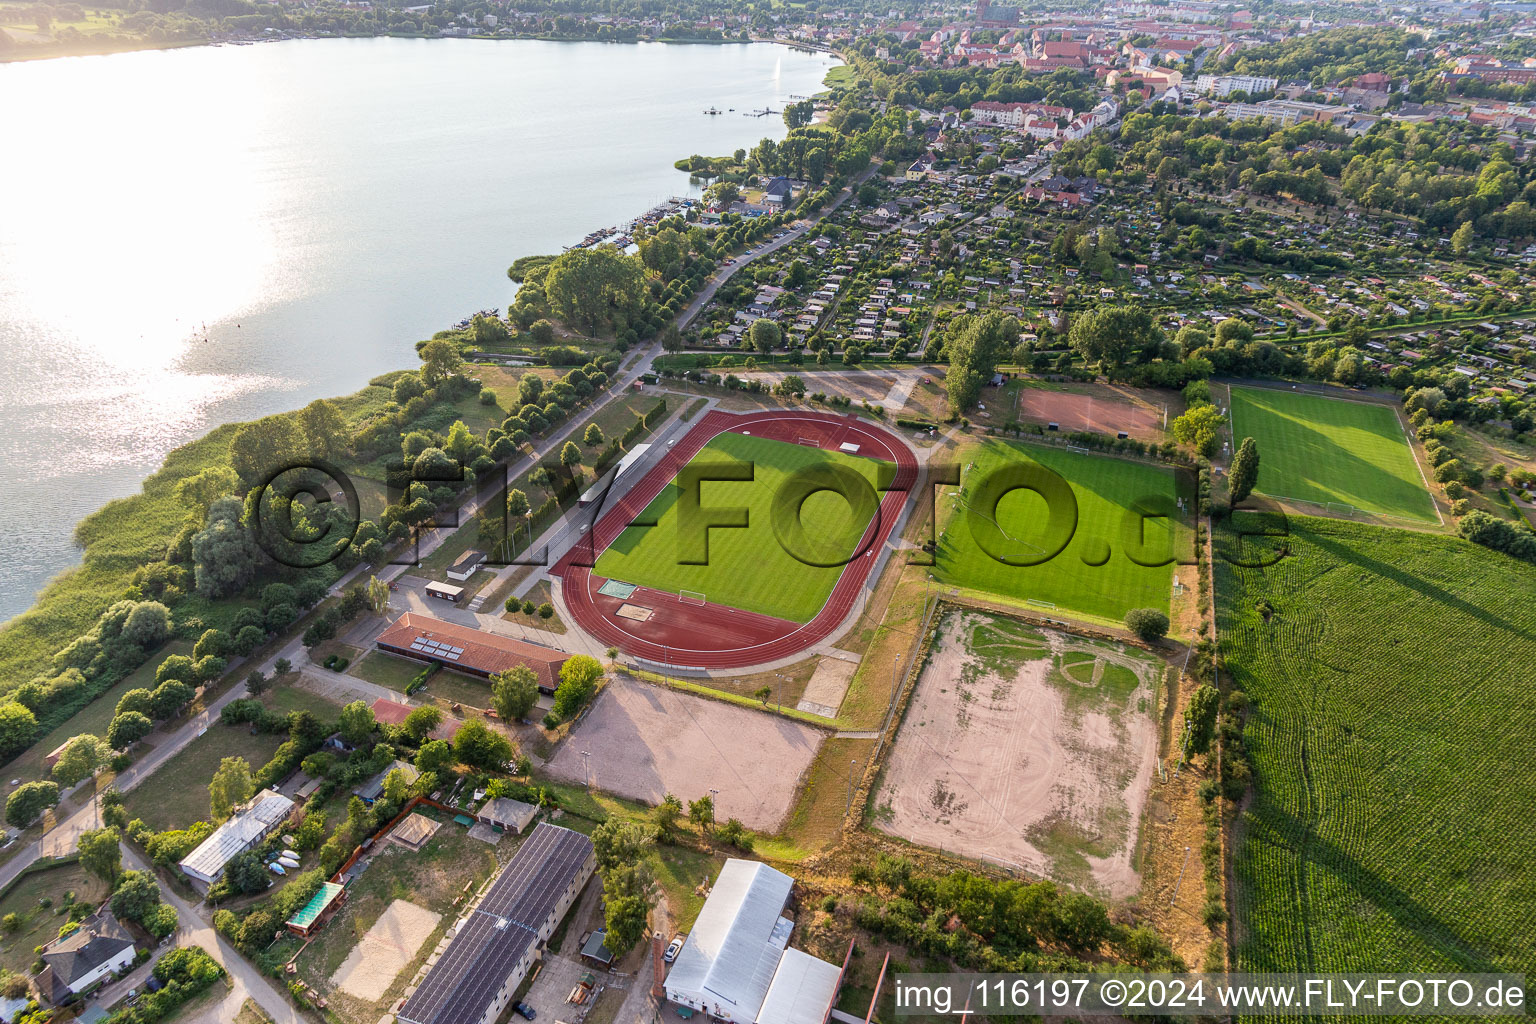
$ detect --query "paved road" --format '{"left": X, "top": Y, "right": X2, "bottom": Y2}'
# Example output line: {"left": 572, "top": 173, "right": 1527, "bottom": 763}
{"left": 119, "top": 843, "right": 308, "bottom": 1024}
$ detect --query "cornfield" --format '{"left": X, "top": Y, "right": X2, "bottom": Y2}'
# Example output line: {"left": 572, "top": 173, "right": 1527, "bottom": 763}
{"left": 1216, "top": 516, "right": 1536, "bottom": 975}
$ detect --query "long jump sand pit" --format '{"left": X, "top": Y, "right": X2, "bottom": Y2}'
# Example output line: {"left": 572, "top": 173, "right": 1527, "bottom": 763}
{"left": 1015, "top": 381, "right": 1164, "bottom": 440}
{"left": 330, "top": 899, "right": 442, "bottom": 1002}
{"left": 874, "top": 610, "right": 1162, "bottom": 897}
{"left": 545, "top": 676, "right": 824, "bottom": 831}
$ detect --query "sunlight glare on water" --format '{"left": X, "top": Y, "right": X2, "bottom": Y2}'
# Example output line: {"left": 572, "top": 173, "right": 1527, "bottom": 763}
{"left": 0, "top": 38, "right": 839, "bottom": 621}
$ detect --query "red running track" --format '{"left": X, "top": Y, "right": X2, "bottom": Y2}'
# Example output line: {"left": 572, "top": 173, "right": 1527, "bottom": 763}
{"left": 551, "top": 410, "right": 918, "bottom": 669}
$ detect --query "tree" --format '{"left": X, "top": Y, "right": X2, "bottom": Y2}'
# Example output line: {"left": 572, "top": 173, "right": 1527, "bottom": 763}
{"left": 156, "top": 655, "right": 197, "bottom": 686}
{"left": 110, "top": 870, "right": 163, "bottom": 924}
{"left": 209, "top": 756, "right": 254, "bottom": 822}
{"left": 221, "top": 850, "right": 270, "bottom": 896}
{"left": 943, "top": 312, "right": 1018, "bottom": 414}
{"left": 382, "top": 768, "right": 413, "bottom": 805}
{"left": 420, "top": 338, "right": 463, "bottom": 386}
{"left": 416, "top": 738, "right": 456, "bottom": 775}
{"left": 122, "top": 602, "right": 173, "bottom": 647}
{"left": 5, "top": 781, "right": 58, "bottom": 827}
{"left": 300, "top": 398, "right": 348, "bottom": 461}
{"left": 560, "top": 441, "right": 582, "bottom": 468}
{"left": 1068, "top": 304, "right": 1160, "bottom": 369}
{"left": 1125, "top": 608, "right": 1170, "bottom": 643}
{"left": 653, "top": 793, "right": 683, "bottom": 840}
{"left": 78, "top": 826, "right": 122, "bottom": 886}
{"left": 543, "top": 247, "right": 647, "bottom": 333}
{"left": 687, "top": 793, "right": 714, "bottom": 832}
{"left": 149, "top": 680, "right": 195, "bottom": 719}
{"left": 367, "top": 575, "right": 390, "bottom": 613}
{"left": 193, "top": 628, "right": 231, "bottom": 661}
{"left": 52, "top": 734, "right": 108, "bottom": 787}
{"left": 601, "top": 860, "right": 656, "bottom": 957}
{"left": 592, "top": 818, "right": 652, "bottom": 871}
{"left": 1451, "top": 220, "right": 1476, "bottom": 256}
{"left": 1171, "top": 404, "right": 1226, "bottom": 458}
{"left": 0, "top": 703, "right": 34, "bottom": 763}
{"left": 552, "top": 655, "right": 602, "bottom": 720}
{"left": 1229, "top": 437, "right": 1260, "bottom": 504}
{"left": 401, "top": 705, "right": 443, "bottom": 743}
{"left": 338, "top": 700, "right": 376, "bottom": 746}
{"left": 192, "top": 496, "right": 261, "bottom": 599}
{"left": 452, "top": 717, "right": 515, "bottom": 771}
{"left": 749, "top": 318, "right": 782, "bottom": 355}
{"left": 583, "top": 423, "right": 605, "bottom": 447}
{"left": 107, "top": 712, "right": 153, "bottom": 750}
{"left": 507, "top": 488, "right": 530, "bottom": 519}
{"left": 230, "top": 415, "right": 302, "bottom": 489}
{"left": 491, "top": 665, "right": 540, "bottom": 723}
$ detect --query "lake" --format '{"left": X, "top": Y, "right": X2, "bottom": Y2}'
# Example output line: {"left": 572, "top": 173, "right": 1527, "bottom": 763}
{"left": 0, "top": 37, "right": 839, "bottom": 623}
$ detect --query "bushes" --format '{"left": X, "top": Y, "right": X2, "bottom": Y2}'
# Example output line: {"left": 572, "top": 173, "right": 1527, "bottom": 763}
{"left": 1457, "top": 510, "right": 1536, "bottom": 562}
{"left": 108, "top": 946, "right": 223, "bottom": 1024}
{"left": 1124, "top": 608, "right": 1170, "bottom": 643}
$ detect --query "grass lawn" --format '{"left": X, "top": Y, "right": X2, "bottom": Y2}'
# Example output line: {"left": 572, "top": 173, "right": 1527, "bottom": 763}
{"left": 263, "top": 684, "right": 345, "bottom": 719}
{"left": 651, "top": 843, "right": 721, "bottom": 934}
{"left": 418, "top": 669, "right": 494, "bottom": 711}
{"left": 347, "top": 651, "right": 419, "bottom": 694}
{"left": 122, "top": 721, "right": 286, "bottom": 832}
{"left": 500, "top": 580, "right": 567, "bottom": 634}
{"left": 1217, "top": 516, "right": 1536, "bottom": 974}
{"left": 593, "top": 431, "right": 893, "bottom": 622}
{"left": 1228, "top": 387, "right": 1435, "bottom": 522}
{"left": 0, "top": 862, "right": 109, "bottom": 976}
{"left": 932, "top": 439, "right": 1181, "bottom": 624}
{"left": 8, "top": 641, "right": 193, "bottom": 786}
{"left": 777, "top": 736, "right": 876, "bottom": 857}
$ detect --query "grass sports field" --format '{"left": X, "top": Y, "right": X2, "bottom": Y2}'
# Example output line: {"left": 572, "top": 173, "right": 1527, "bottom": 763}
{"left": 932, "top": 440, "right": 1183, "bottom": 624}
{"left": 593, "top": 431, "right": 893, "bottom": 623}
{"left": 1217, "top": 516, "right": 1536, "bottom": 973}
{"left": 1228, "top": 387, "right": 1435, "bottom": 522}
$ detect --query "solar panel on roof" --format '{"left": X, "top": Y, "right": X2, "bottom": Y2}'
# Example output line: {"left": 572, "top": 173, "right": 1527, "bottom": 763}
{"left": 444, "top": 652, "right": 460, "bottom": 661}
{"left": 450, "top": 646, "right": 464, "bottom": 655}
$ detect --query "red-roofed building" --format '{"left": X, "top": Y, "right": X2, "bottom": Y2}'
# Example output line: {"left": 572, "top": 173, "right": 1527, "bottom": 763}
{"left": 370, "top": 698, "right": 464, "bottom": 740}
{"left": 374, "top": 612, "right": 569, "bottom": 693}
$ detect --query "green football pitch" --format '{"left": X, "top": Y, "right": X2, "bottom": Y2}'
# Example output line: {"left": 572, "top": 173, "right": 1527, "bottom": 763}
{"left": 592, "top": 431, "right": 894, "bottom": 623}
{"left": 1227, "top": 387, "right": 1435, "bottom": 522}
{"left": 932, "top": 440, "right": 1184, "bottom": 625}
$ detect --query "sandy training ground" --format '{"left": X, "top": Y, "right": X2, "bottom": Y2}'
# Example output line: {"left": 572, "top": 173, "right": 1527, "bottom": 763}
{"left": 330, "top": 899, "right": 442, "bottom": 1002}
{"left": 1015, "top": 383, "right": 1164, "bottom": 440}
{"left": 874, "top": 610, "right": 1161, "bottom": 897}
{"left": 546, "top": 676, "right": 825, "bottom": 831}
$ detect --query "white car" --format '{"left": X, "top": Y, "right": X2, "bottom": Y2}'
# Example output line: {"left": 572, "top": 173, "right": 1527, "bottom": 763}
{"left": 664, "top": 936, "right": 685, "bottom": 962}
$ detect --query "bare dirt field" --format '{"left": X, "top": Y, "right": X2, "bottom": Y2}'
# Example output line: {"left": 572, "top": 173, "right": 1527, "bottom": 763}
{"left": 872, "top": 610, "right": 1161, "bottom": 898}
{"left": 1012, "top": 381, "right": 1166, "bottom": 440}
{"left": 330, "top": 899, "right": 443, "bottom": 1002}
{"left": 798, "top": 657, "right": 857, "bottom": 717}
{"left": 545, "top": 676, "right": 825, "bottom": 831}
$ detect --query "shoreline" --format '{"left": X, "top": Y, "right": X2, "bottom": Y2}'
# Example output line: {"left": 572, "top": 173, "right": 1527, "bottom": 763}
{"left": 0, "top": 30, "right": 841, "bottom": 65}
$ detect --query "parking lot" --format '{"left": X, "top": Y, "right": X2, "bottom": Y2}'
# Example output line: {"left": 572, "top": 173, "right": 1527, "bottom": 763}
{"left": 521, "top": 952, "right": 631, "bottom": 1023}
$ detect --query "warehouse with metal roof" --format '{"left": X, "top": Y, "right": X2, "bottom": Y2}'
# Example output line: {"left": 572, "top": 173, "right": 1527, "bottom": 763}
{"left": 663, "top": 859, "right": 843, "bottom": 1024}
{"left": 395, "top": 822, "right": 595, "bottom": 1024}
{"left": 178, "top": 790, "right": 296, "bottom": 889}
